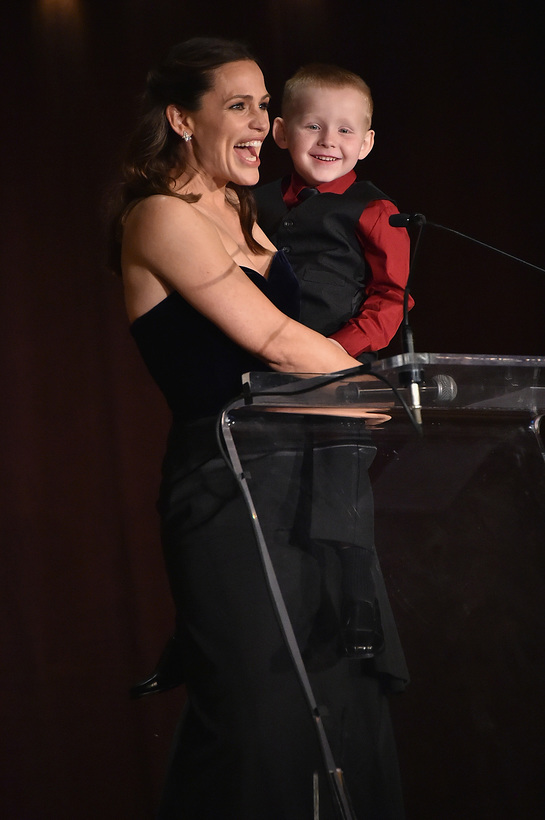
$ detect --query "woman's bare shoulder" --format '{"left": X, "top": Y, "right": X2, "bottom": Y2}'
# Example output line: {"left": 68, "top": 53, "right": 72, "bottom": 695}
{"left": 124, "top": 194, "right": 222, "bottom": 262}
{"left": 126, "top": 194, "right": 205, "bottom": 233}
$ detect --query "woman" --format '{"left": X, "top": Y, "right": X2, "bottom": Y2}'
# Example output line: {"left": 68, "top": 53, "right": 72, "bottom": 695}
{"left": 111, "top": 37, "right": 406, "bottom": 819}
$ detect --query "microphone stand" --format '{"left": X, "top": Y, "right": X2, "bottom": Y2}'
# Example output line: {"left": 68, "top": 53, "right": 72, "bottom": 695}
{"left": 397, "top": 213, "right": 426, "bottom": 431}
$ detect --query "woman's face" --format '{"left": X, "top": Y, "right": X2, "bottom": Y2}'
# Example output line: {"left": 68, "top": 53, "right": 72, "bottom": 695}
{"left": 185, "top": 60, "right": 271, "bottom": 187}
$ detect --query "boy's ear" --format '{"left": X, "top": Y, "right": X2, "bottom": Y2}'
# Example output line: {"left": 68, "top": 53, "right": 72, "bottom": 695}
{"left": 272, "top": 117, "right": 289, "bottom": 149}
{"left": 358, "top": 129, "right": 375, "bottom": 161}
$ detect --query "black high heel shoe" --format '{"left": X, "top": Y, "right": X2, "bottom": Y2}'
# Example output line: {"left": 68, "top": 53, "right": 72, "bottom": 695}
{"left": 341, "top": 599, "right": 385, "bottom": 660}
{"left": 130, "top": 636, "right": 185, "bottom": 699}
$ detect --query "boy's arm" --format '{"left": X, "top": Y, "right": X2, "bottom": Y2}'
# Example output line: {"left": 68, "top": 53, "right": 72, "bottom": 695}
{"left": 329, "top": 199, "right": 412, "bottom": 357}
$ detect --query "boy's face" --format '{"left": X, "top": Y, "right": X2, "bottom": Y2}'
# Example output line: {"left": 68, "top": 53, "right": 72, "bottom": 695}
{"left": 272, "top": 85, "right": 374, "bottom": 187}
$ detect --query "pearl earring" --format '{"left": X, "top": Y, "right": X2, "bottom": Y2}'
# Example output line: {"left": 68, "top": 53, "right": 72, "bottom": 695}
{"left": 182, "top": 131, "right": 192, "bottom": 142}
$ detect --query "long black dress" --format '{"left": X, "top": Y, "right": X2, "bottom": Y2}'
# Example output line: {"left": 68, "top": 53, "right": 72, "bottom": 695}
{"left": 130, "top": 252, "right": 408, "bottom": 819}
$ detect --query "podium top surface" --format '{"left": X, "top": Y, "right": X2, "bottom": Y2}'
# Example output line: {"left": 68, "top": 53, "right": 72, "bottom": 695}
{"left": 374, "top": 351, "right": 545, "bottom": 373}
{"left": 238, "top": 353, "right": 545, "bottom": 415}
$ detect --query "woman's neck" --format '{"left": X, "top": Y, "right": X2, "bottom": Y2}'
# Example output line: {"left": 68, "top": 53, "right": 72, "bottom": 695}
{"left": 173, "top": 166, "right": 228, "bottom": 201}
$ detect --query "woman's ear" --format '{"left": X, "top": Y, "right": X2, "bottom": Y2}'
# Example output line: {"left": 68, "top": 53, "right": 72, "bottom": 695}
{"left": 358, "top": 129, "right": 375, "bottom": 161}
{"left": 166, "top": 105, "right": 192, "bottom": 140}
{"left": 272, "top": 117, "right": 289, "bottom": 149}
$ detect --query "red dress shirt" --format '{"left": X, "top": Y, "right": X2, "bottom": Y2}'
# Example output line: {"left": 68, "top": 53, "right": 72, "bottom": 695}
{"left": 282, "top": 170, "right": 412, "bottom": 357}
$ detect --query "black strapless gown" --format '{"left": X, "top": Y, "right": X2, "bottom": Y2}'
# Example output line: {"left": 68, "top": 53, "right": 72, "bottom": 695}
{"left": 130, "top": 253, "right": 407, "bottom": 819}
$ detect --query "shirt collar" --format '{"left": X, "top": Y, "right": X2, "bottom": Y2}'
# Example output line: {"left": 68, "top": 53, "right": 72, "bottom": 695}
{"left": 283, "top": 169, "right": 357, "bottom": 207}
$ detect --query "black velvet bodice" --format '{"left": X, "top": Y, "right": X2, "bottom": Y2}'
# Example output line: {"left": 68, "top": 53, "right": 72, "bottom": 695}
{"left": 130, "top": 251, "right": 300, "bottom": 422}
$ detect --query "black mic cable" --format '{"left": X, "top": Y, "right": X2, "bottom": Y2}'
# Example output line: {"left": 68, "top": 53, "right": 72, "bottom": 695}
{"left": 389, "top": 213, "right": 545, "bottom": 275}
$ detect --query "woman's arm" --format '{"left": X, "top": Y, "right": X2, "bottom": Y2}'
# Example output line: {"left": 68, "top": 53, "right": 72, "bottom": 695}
{"left": 122, "top": 195, "right": 362, "bottom": 374}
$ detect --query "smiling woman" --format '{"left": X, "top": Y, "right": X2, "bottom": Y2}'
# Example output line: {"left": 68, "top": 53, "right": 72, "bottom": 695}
{"left": 108, "top": 37, "right": 403, "bottom": 820}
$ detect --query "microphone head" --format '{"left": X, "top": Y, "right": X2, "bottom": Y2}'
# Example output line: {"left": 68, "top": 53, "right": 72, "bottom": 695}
{"left": 431, "top": 374, "right": 458, "bottom": 402}
{"left": 389, "top": 213, "right": 427, "bottom": 227}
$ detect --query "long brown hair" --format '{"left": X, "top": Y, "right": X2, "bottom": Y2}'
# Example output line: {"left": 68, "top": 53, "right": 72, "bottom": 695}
{"left": 108, "top": 37, "right": 267, "bottom": 275}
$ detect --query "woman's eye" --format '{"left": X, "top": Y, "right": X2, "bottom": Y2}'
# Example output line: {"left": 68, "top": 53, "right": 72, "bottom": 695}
{"left": 259, "top": 101, "right": 270, "bottom": 110}
{"left": 230, "top": 102, "right": 245, "bottom": 110}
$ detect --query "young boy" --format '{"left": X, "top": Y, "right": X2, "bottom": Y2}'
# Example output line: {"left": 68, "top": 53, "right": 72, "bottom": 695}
{"left": 254, "top": 64, "right": 412, "bottom": 661}
{"left": 254, "top": 62, "right": 411, "bottom": 362}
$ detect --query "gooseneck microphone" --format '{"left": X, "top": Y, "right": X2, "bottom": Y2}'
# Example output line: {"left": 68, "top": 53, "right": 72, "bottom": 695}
{"left": 389, "top": 212, "right": 427, "bottom": 429}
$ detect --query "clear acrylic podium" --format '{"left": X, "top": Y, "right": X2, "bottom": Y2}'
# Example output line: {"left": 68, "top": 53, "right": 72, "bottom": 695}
{"left": 221, "top": 353, "right": 545, "bottom": 820}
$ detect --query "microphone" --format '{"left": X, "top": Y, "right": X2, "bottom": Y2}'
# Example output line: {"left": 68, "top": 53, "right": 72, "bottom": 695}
{"left": 389, "top": 214, "right": 545, "bottom": 274}
{"left": 388, "top": 213, "right": 427, "bottom": 228}
{"left": 336, "top": 373, "right": 457, "bottom": 405}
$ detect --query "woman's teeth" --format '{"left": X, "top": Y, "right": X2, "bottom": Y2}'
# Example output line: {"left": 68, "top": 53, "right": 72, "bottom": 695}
{"left": 234, "top": 140, "right": 261, "bottom": 162}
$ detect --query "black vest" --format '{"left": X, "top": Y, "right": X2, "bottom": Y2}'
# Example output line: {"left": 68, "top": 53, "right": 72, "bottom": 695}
{"left": 254, "top": 178, "right": 393, "bottom": 336}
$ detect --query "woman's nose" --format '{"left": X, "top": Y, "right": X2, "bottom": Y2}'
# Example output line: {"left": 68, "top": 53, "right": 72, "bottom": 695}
{"left": 250, "top": 107, "right": 269, "bottom": 132}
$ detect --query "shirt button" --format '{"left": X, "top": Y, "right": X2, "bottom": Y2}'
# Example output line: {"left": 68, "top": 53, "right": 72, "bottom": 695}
{"left": 281, "top": 246, "right": 291, "bottom": 253}
{"left": 283, "top": 219, "right": 294, "bottom": 228}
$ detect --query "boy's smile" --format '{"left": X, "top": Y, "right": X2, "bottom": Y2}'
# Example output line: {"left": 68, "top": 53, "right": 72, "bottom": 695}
{"left": 273, "top": 85, "right": 374, "bottom": 187}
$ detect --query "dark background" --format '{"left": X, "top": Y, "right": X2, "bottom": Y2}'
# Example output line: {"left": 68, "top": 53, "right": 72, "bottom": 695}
{"left": 1, "top": 1, "right": 543, "bottom": 818}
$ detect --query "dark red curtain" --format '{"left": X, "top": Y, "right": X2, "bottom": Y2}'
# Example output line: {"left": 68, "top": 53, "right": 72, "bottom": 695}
{"left": 1, "top": 2, "right": 544, "bottom": 818}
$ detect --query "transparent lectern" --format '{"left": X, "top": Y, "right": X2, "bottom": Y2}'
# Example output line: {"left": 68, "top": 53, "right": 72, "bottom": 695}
{"left": 221, "top": 353, "right": 545, "bottom": 820}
